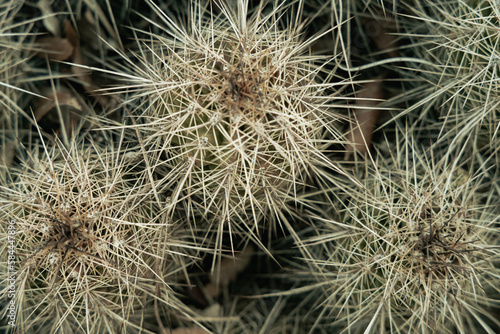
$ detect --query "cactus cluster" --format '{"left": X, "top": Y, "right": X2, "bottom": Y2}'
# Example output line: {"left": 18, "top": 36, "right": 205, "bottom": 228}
{"left": 0, "top": 0, "right": 499, "bottom": 333}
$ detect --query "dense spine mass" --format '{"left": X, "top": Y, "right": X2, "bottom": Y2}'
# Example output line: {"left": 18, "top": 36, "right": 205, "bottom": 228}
{"left": 299, "top": 131, "right": 500, "bottom": 333}
{"left": 0, "top": 136, "right": 196, "bottom": 333}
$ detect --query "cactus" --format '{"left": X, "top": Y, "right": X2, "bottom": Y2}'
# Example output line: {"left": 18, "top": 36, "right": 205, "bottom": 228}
{"left": 299, "top": 130, "right": 500, "bottom": 333}
{"left": 398, "top": 1, "right": 500, "bottom": 151}
{"left": 0, "top": 133, "right": 198, "bottom": 333}
{"left": 95, "top": 0, "right": 352, "bottom": 253}
{"left": 0, "top": 0, "right": 30, "bottom": 179}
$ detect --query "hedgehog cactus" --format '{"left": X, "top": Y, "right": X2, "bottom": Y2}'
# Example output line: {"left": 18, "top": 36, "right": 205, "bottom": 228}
{"left": 300, "top": 134, "right": 500, "bottom": 333}
{"left": 0, "top": 135, "right": 195, "bottom": 333}
{"left": 402, "top": 0, "right": 500, "bottom": 151}
{"left": 102, "top": 0, "right": 350, "bottom": 250}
